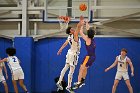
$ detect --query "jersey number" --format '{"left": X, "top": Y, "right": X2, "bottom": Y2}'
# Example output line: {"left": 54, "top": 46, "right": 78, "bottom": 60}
{"left": 12, "top": 58, "right": 16, "bottom": 62}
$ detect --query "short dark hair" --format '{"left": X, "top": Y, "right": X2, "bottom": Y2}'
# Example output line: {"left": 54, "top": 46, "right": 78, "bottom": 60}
{"left": 87, "top": 28, "right": 95, "bottom": 39}
{"left": 6, "top": 47, "right": 16, "bottom": 56}
{"left": 121, "top": 48, "right": 127, "bottom": 53}
{"left": 66, "top": 27, "right": 72, "bottom": 35}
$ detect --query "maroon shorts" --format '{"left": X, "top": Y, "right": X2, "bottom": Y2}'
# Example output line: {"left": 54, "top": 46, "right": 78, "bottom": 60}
{"left": 82, "top": 56, "right": 96, "bottom": 67}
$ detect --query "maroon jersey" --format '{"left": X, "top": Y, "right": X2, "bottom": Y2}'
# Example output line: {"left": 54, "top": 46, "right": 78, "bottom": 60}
{"left": 85, "top": 39, "right": 96, "bottom": 57}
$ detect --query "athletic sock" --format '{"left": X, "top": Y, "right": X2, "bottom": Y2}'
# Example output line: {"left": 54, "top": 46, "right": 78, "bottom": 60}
{"left": 81, "top": 78, "right": 85, "bottom": 83}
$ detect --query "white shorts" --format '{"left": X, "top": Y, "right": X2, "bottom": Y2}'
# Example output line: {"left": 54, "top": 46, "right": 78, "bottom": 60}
{"left": 12, "top": 69, "right": 24, "bottom": 80}
{"left": 115, "top": 71, "right": 129, "bottom": 80}
{"left": 66, "top": 51, "right": 79, "bottom": 67}
{"left": 0, "top": 74, "right": 5, "bottom": 83}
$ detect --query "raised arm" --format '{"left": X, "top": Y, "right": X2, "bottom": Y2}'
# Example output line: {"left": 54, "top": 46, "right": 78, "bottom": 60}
{"left": 105, "top": 57, "right": 118, "bottom": 72}
{"left": 74, "top": 16, "right": 85, "bottom": 42}
{"left": 57, "top": 40, "right": 69, "bottom": 55}
{"left": 127, "top": 58, "right": 134, "bottom": 76}
{"left": 79, "top": 26, "right": 88, "bottom": 41}
{"left": 85, "top": 20, "right": 90, "bottom": 30}
{"left": 79, "top": 20, "right": 90, "bottom": 42}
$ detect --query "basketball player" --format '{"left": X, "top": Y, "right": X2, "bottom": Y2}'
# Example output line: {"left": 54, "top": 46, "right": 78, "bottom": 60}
{"left": 0, "top": 59, "right": 8, "bottom": 93}
{"left": 73, "top": 20, "right": 96, "bottom": 89}
{"left": 0, "top": 47, "right": 29, "bottom": 93}
{"left": 56, "top": 17, "right": 84, "bottom": 92}
{"left": 105, "top": 48, "right": 134, "bottom": 93}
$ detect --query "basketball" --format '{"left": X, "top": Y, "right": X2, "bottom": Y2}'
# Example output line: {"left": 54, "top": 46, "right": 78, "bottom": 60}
{"left": 79, "top": 3, "right": 87, "bottom": 11}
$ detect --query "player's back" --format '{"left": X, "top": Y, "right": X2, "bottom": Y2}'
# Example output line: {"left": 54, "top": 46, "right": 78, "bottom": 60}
{"left": 7, "top": 56, "right": 22, "bottom": 72}
{"left": 85, "top": 39, "right": 96, "bottom": 56}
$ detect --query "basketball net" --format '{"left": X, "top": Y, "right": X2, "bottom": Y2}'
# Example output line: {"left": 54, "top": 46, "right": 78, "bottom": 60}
{"left": 58, "top": 16, "right": 70, "bottom": 31}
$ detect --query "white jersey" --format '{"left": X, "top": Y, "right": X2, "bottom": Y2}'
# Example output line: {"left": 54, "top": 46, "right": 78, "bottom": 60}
{"left": 7, "top": 56, "right": 22, "bottom": 73}
{"left": 67, "top": 34, "right": 81, "bottom": 54}
{"left": 117, "top": 55, "right": 128, "bottom": 72}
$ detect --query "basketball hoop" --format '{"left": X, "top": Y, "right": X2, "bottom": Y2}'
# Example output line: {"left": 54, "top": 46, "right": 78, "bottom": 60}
{"left": 58, "top": 16, "right": 70, "bottom": 31}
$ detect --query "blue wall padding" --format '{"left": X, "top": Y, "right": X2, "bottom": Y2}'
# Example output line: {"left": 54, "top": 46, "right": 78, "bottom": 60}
{"left": 34, "top": 37, "right": 140, "bottom": 93}
{"left": 14, "top": 37, "right": 34, "bottom": 92}
{"left": 0, "top": 37, "right": 140, "bottom": 93}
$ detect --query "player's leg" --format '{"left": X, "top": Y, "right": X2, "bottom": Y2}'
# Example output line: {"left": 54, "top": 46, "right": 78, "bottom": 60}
{"left": 67, "top": 65, "right": 75, "bottom": 88}
{"left": 18, "top": 69, "right": 29, "bottom": 93}
{"left": 66, "top": 65, "right": 75, "bottom": 92}
{"left": 81, "top": 65, "right": 88, "bottom": 81}
{"left": 66, "top": 53, "right": 78, "bottom": 92}
{"left": 58, "top": 53, "right": 70, "bottom": 84}
{"left": 78, "top": 56, "right": 91, "bottom": 83}
{"left": 19, "top": 79, "right": 28, "bottom": 92}
{"left": 57, "top": 63, "right": 70, "bottom": 90}
{"left": 73, "top": 66, "right": 87, "bottom": 90}
{"left": 81, "top": 56, "right": 95, "bottom": 81}
{"left": 12, "top": 80, "right": 18, "bottom": 93}
{"left": 73, "top": 56, "right": 89, "bottom": 88}
{"left": 112, "top": 71, "right": 122, "bottom": 93}
{"left": 0, "top": 75, "right": 8, "bottom": 93}
{"left": 73, "top": 65, "right": 86, "bottom": 90}
{"left": 77, "top": 56, "right": 89, "bottom": 83}
{"left": 58, "top": 64, "right": 70, "bottom": 83}
{"left": 12, "top": 72, "right": 19, "bottom": 93}
{"left": 125, "top": 80, "right": 133, "bottom": 93}
{"left": 74, "top": 65, "right": 86, "bottom": 88}
{"left": 112, "top": 79, "right": 119, "bottom": 93}
{"left": 123, "top": 72, "right": 133, "bottom": 93}
{"left": 78, "top": 65, "right": 87, "bottom": 83}
{"left": 78, "top": 65, "right": 84, "bottom": 83}
{"left": 2, "top": 81, "right": 8, "bottom": 93}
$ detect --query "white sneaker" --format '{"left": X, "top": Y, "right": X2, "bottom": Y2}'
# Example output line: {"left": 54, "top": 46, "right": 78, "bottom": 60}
{"left": 56, "top": 82, "right": 63, "bottom": 90}
{"left": 66, "top": 86, "right": 74, "bottom": 93}
{"left": 79, "top": 83, "right": 85, "bottom": 88}
{"left": 73, "top": 82, "right": 85, "bottom": 90}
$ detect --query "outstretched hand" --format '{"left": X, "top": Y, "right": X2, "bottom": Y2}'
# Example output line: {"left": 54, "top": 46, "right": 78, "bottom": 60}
{"left": 105, "top": 68, "right": 109, "bottom": 72}
{"left": 57, "top": 50, "right": 62, "bottom": 55}
{"left": 77, "top": 16, "right": 85, "bottom": 28}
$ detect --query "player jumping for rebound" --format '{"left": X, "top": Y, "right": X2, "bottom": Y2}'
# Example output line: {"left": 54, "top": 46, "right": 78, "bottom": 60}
{"left": 73, "top": 20, "right": 96, "bottom": 89}
{"left": 56, "top": 17, "right": 84, "bottom": 92}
